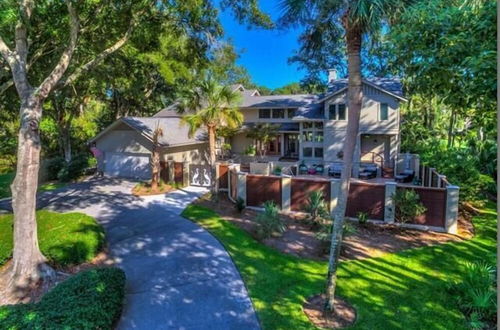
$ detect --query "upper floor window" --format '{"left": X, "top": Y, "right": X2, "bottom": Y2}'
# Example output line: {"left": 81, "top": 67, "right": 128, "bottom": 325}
{"left": 272, "top": 108, "right": 285, "bottom": 119}
{"left": 259, "top": 109, "right": 270, "bottom": 119}
{"left": 379, "top": 103, "right": 389, "bottom": 121}
{"left": 287, "top": 108, "right": 296, "bottom": 118}
{"left": 329, "top": 103, "right": 347, "bottom": 121}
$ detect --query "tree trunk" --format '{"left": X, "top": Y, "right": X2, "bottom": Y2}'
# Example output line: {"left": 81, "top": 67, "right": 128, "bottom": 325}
{"left": 208, "top": 125, "right": 217, "bottom": 193}
{"left": 151, "top": 145, "right": 160, "bottom": 190}
{"left": 5, "top": 97, "right": 54, "bottom": 303}
{"left": 324, "top": 21, "right": 363, "bottom": 312}
{"left": 447, "top": 109, "right": 456, "bottom": 149}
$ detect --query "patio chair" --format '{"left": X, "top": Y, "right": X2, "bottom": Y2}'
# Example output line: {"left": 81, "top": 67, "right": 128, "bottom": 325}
{"left": 395, "top": 169, "right": 415, "bottom": 183}
{"left": 359, "top": 163, "right": 378, "bottom": 179}
{"left": 328, "top": 163, "right": 343, "bottom": 178}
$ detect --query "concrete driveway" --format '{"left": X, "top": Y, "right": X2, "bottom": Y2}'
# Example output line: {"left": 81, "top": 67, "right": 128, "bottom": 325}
{"left": 1, "top": 178, "right": 260, "bottom": 329}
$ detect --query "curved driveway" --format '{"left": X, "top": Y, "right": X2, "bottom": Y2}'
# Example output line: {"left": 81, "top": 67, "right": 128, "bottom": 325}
{"left": 4, "top": 178, "right": 260, "bottom": 329}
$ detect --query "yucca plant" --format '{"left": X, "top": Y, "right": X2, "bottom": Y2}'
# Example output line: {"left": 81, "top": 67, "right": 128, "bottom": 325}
{"left": 254, "top": 201, "right": 286, "bottom": 239}
{"left": 305, "top": 191, "right": 330, "bottom": 227}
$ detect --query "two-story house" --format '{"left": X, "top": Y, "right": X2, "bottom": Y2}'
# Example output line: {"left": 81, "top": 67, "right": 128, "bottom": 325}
{"left": 90, "top": 73, "right": 406, "bottom": 179}
{"left": 229, "top": 74, "right": 406, "bottom": 172}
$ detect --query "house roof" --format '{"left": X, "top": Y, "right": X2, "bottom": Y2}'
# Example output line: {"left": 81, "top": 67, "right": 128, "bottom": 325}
{"left": 91, "top": 117, "right": 207, "bottom": 147}
{"left": 239, "top": 94, "right": 318, "bottom": 108}
{"left": 327, "top": 77, "right": 405, "bottom": 98}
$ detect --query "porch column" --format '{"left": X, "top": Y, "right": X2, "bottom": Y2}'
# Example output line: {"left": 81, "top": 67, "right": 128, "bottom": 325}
{"left": 280, "top": 133, "right": 285, "bottom": 157}
{"left": 352, "top": 133, "right": 361, "bottom": 178}
{"left": 384, "top": 182, "right": 397, "bottom": 223}
{"left": 445, "top": 185, "right": 459, "bottom": 234}
{"left": 428, "top": 167, "right": 436, "bottom": 187}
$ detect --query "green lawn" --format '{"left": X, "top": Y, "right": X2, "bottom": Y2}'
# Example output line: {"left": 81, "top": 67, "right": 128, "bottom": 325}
{"left": 182, "top": 203, "right": 497, "bottom": 330}
{"left": 0, "top": 172, "right": 66, "bottom": 199}
{"left": 0, "top": 210, "right": 105, "bottom": 267}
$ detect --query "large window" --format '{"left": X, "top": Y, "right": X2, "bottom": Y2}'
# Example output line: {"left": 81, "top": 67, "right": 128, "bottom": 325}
{"left": 272, "top": 108, "right": 285, "bottom": 119}
{"left": 259, "top": 109, "right": 271, "bottom": 119}
{"left": 303, "top": 147, "right": 313, "bottom": 158}
{"left": 329, "top": 103, "right": 347, "bottom": 121}
{"left": 379, "top": 103, "right": 389, "bottom": 121}
{"left": 314, "top": 147, "right": 323, "bottom": 158}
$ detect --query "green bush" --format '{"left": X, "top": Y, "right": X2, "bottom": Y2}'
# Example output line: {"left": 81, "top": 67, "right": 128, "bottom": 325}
{"left": 392, "top": 189, "right": 427, "bottom": 223}
{"left": 235, "top": 197, "right": 246, "bottom": 213}
{"left": 57, "top": 153, "right": 91, "bottom": 182}
{"left": 447, "top": 261, "right": 497, "bottom": 329}
{"left": 0, "top": 211, "right": 105, "bottom": 267}
{"left": 0, "top": 267, "right": 126, "bottom": 329}
{"left": 305, "top": 191, "right": 329, "bottom": 227}
{"left": 244, "top": 145, "right": 256, "bottom": 156}
{"left": 45, "top": 156, "right": 66, "bottom": 181}
{"left": 314, "top": 221, "right": 357, "bottom": 254}
{"left": 254, "top": 201, "right": 285, "bottom": 239}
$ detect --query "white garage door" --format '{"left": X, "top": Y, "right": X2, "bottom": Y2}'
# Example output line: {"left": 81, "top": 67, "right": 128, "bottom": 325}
{"left": 104, "top": 152, "right": 151, "bottom": 179}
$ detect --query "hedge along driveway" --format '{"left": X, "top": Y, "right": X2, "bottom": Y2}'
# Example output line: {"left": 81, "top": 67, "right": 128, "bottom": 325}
{"left": 0, "top": 210, "right": 105, "bottom": 267}
{"left": 182, "top": 203, "right": 497, "bottom": 329}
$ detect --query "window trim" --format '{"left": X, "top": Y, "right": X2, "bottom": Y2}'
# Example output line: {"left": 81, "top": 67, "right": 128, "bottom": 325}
{"left": 259, "top": 108, "right": 271, "bottom": 119}
{"left": 329, "top": 103, "right": 347, "bottom": 121}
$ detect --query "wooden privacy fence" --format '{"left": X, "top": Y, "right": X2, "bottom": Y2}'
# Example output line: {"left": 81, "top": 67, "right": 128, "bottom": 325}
{"left": 221, "top": 163, "right": 459, "bottom": 234}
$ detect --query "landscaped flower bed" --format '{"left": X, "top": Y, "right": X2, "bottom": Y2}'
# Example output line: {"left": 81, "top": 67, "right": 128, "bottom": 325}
{"left": 132, "top": 180, "right": 181, "bottom": 196}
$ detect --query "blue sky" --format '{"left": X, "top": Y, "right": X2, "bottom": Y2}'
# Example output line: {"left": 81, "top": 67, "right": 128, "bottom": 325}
{"left": 219, "top": 1, "right": 306, "bottom": 89}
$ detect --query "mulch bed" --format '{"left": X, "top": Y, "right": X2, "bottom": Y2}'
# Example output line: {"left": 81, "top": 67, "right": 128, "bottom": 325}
{"left": 303, "top": 294, "right": 356, "bottom": 329}
{"left": 132, "top": 183, "right": 175, "bottom": 196}
{"left": 194, "top": 193, "right": 474, "bottom": 261}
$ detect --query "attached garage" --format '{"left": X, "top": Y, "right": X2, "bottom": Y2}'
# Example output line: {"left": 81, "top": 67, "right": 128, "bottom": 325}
{"left": 104, "top": 152, "right": 151, "bottom": 179}
{"left": 90, "top": 114, "right": 208, "bottom": 180}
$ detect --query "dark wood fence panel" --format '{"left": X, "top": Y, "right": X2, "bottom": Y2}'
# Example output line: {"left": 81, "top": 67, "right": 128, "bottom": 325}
{"left": 291, "top": 178, "right": 330, "bottom": 212}
{"left": 218, "top": 164, "right": 229, "bottom": 189}
{"left": 346, "top": 182, "right": 385, "bottom": 220}
{"left": 246, "top": 175, "right": 282, "bottom": 208}
{"left": 160, "top": 161, "right": 169, "bottom": 183}
{"left": 229, "top": 170, "right": 238, "bottom": 201}
{"left": 398, "top": 186, "right": 446, "bottom": 227}
{"left": 174, "top": 162, "right": 183, "bottom": 184}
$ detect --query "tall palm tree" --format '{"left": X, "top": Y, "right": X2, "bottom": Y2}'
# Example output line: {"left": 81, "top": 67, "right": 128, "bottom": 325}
{"left": 280, "top": 0, "right": 412, "bottom": 311}
{"left": 178, "top": 77, "right": 243, "bottom": 190}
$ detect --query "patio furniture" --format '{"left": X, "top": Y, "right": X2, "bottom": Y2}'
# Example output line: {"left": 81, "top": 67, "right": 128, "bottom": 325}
{"left": 359, "top": 163, "right": 378, "bottom": 179}
{"left": 395, "top": 169, "right": 415, "bottom": 183}
{"left": 298, "top": 162, "right": 308, "bottom": 175}
{"left": 315, "top": 164, "right": 324, "bottom": 175}
{"left": 328, "top": 163, "right": 343, "bottom": 178}
{"left": 307, "top": 167, "right": 317, "bottom": 175}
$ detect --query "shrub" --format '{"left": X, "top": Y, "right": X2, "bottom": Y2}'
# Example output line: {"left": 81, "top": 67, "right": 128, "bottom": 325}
{"left": 0, "top": 267, "right": 126, "bottom": 329}
{"left": 235, "top": 197, "right": 245, "bottom": 213}
{"left": 315, "top": 221, "right": 356, "bottom": 254}
{"left": 447, "top": 261, "right": 497, "bottom": 329}
{"left": 57, "top": 153, "right": 91, "bottom": 182}
{"left": 305, "top": 191, "right": 329, "bottom": 227}
{"left": 254, "top": 201, "right": 285, "bottom": 238}
{"left": 392, "top": 189, "right": 427, "bottom": 223}
{"left": 357, "top": 211, "right": 368, "bottom": 226}
{"left": 244, "top": 145, "right": 256, "bottom": 156}
{"left": 0, "top": 211, "right": 105, "bottom": 267}
{"left": 44, "top": 156, "right": 66, "bottom": 181}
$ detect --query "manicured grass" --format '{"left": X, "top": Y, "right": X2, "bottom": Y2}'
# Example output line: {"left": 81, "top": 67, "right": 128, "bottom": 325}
{"left": 0, "top": 267, "right": 126, "bottom": 329}
{"left": 182, "top": 203, "right": 497, "bottom": 329}
{"left": 0, "top": 172, "right": 67, "bottom": 199}
{"left": 0, "top": 211, "right": 105, "bottom": 267}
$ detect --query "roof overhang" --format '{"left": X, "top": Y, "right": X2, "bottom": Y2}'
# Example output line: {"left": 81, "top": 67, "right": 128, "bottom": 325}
{"left": 318, "top": 81, "right": 408, "bottom": 103}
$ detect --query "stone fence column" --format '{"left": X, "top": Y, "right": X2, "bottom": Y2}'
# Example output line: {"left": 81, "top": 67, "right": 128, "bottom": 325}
{"left": 445, "top": 185, "right": 459, "bottom": 234}
{"left": 281, "top": 176, "right": 292, "bottom": 212}
{"left": 384, "top": 182, "right": 397, "bottom": 223}
{"left": 329, "top": 179, "right": 341, "bottom": 214}
{"left": 237, "top": 172, "right": 247, "bottom": 204}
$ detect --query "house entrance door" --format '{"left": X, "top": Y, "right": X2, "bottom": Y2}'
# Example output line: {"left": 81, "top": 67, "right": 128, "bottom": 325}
{"left": 284, "top": 134, "right": 299, "bottom": 158}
